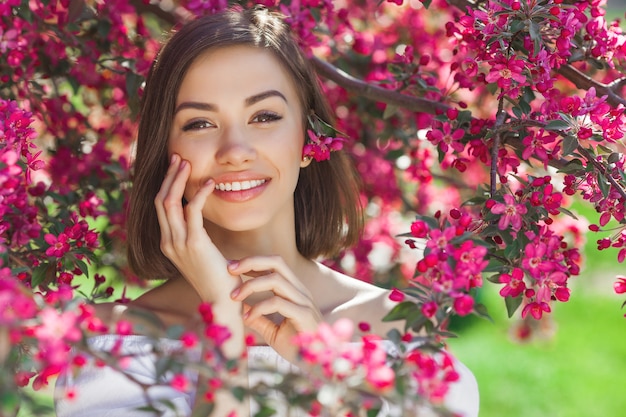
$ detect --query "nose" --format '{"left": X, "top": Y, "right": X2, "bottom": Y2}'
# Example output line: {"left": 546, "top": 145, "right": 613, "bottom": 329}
{"left": 215, "top": 126, "right": 257, "bottom": 166}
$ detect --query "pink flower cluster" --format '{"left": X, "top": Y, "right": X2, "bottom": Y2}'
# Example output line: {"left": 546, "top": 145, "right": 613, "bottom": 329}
{"left": 0, "top": 99, "right": 42, "bottom": 249}
{"left": 405, "top": 349, "right": 460, "bottom": 405}
{"left": 407, "top": 210, "right": 487, "bottom": 317}
{"left": 302, "top": 129, "right": 345, "bottom": 162}
{"left": 294, "top": 319, "right": 395, "bottom": 393}
{"left": 498, "top": 224, "right": 580, "bottom": 320}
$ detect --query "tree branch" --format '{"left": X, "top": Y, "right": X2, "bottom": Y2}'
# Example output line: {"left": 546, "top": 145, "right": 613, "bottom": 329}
{"left": 491, "top": 101, "right": 507, "bottom": 197}
{"left": 577, "top": 146, "right": 626, "bottom": 202}
{"left": 311, "top": 57, "right": 450, "bottom": 114}
{"left": 557, "top": 65, "right": 626, "bottom": 109}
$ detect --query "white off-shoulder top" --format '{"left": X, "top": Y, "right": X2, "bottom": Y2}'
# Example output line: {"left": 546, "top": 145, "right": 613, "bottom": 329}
{"left": 54, "top": 335, "right": 479, "bottom": 417}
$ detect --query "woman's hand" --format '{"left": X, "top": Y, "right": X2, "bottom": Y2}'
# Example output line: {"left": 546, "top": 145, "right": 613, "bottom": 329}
{"left": 228, "top": 256, "right": 323, "bottom": 362}
{"left": 154, "top": 154, "right": 239, "bottom": 303}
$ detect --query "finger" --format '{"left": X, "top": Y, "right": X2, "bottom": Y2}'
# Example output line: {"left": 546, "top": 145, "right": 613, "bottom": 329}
{"left": 186, "top": 178, "right": 215, "bottom": 234}
{"left": 231, "top": 273, "right": 311, "bottom": 306}
{"left": 245, "top": 297, "right": 320, "bottom": 332}
{"left": 228, "top": 255, "right": 309, "bottom": 293}
{"left": 155, "top": 154, "right": 182, "bottom": 248}
{"left": 162, "top": 159, "right": 192, "bottom": 247}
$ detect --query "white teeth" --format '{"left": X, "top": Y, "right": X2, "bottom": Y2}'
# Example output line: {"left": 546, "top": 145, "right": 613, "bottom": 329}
{"left": 217, "top": 179, "right": 266, "bottom": 191}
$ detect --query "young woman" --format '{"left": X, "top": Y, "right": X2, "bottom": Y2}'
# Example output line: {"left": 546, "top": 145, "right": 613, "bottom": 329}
{"left": 55, "top": 7, "right": 479, "bottom": 417}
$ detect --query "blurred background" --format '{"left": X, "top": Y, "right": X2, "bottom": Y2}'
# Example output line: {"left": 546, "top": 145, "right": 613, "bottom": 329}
{"left": 445, "top": 5, "right": 626, "bottom": 417}
{"left": 447, "top": 199, "right": 626, "bottom": 417}
{"left": 12, "top": 3, "right": 626, "bottom": 417}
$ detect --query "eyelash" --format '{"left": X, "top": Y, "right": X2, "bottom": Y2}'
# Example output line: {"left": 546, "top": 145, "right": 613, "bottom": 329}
{"left": 252, "top": 112, "right": 282, "bottom": 123}
{"left": 181, "top": 112, "right": 282, "bottom": 132}
{"left": 182, "top": 120, "right": 213, "bottom": 132}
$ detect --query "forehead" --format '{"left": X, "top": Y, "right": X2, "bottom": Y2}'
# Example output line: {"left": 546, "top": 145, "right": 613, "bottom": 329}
{"left": 177, "top": 45, "right": 301, "bottom": 107}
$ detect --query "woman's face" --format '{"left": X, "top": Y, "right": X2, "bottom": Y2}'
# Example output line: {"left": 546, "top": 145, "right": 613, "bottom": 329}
{"left": 169, "top": 45, "right": 308, "bottom": 232}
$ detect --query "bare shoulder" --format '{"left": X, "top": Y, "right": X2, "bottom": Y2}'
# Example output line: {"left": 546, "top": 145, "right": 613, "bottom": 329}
{"left": 85, "top": 284, "right": 187, "bottom": 333}
{"left": 88, "top": 301, "right": 132, "bottom": 327}
{"left": 314, "top": 263, "right": 401, "bottom": 337}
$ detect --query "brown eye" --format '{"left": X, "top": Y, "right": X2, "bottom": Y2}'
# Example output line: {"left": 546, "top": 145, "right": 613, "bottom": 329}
{"left": 182, "top": 120, "right": 214, "bottom": 131}
{"left": 252, "top": 112, "right": 282, "bottom": 123}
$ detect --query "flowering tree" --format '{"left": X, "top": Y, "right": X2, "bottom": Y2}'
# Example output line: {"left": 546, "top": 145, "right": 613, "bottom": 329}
{"left": 1, "top": 0, "right": 625, "bottom": 415}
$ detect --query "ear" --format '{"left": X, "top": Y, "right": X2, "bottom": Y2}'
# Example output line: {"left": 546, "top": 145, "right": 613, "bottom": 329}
{"left": 300, "top": 156, "right": 312, "bottom": 168}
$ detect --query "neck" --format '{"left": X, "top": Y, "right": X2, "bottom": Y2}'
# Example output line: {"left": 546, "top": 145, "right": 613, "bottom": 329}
{"left": 204, "top": 221, "right": 305, "bottom": 271}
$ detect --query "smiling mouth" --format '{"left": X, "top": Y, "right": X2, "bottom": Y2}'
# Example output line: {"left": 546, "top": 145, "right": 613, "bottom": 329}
{"left": 216, "top": 179, "right": 267, "bottom": 191}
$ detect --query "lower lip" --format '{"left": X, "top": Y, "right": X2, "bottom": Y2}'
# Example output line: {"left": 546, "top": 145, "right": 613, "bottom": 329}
{"left": 212, "top": 181, "right": 270, "bottom": 203}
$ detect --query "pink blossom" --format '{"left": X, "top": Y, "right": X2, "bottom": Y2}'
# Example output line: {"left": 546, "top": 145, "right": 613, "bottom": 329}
{"left": 485, "top": 56, "right": 528, "bottom": 93}
{"left": 521, "top": 301, "right": 551, "bottom": 320}
{"left": 499, "top": 268, "right": 526, "bottom": 298}
{"left": 453, "top": 294, "right": 474, "bottom": 316}
{"left": 389, "top": 288, "right": 405, "bottom": 302}
{"left": 614, "top": 276, "right": 626, "bottom": 294}
{"left": 302, "top": 130, "right": 344, "bottom": 162}
{"left": 44, "top": 233, "right": 70, "bottom": 257}
{"left": 490, "top": 194, "right": 527, "bottom": 231}
{"left": 421, "top": 301, "right": 438, "bottom": 318}
{"left": 426, "top": 122, "right": 466, "bottom": 153}
{"left": 34, "top": 308, "right": 81, "bottom": 344}
{"left": 170, "top": 373, "right": 189, "bottom": 392}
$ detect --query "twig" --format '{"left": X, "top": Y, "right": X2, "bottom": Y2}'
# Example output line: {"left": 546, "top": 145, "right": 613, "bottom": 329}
{"left": 577, "top": 146, "right": 626, "bottom": 202}
{"left": 490, "top": 100, "right": 507, "bottom": 197}
{"left": 557, "top": 65, "right": 626, "bottom": 109}
{"left": 311, "top": 57, "right": 450, "bottom": 114}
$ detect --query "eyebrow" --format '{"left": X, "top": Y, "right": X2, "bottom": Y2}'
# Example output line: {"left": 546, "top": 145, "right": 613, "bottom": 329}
{"left": 174, "top": 90, "right": 288, "bottom": 115}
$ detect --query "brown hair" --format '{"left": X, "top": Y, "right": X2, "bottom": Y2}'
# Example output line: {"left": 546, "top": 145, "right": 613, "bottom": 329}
{"left": 127, "top": 6, "right": 362, "bottom": 280}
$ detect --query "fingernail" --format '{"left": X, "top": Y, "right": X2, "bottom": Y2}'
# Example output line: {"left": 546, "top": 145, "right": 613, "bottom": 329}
{"left": 231, "top": 287, "right": 240, "bottom": 298}
{"left": 179, "top": 160, "right": 187, "bottom": 170}
{"left": 170, "top": 154, "right": 176, "bottom": 164}
{"left": 227, "top": 260, "right": 239, "bottom": 269}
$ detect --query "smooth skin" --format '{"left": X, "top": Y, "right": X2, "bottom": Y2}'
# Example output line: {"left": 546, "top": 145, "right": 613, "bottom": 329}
{"left": 99, "top": 45, "right": 400, "bottom": 415}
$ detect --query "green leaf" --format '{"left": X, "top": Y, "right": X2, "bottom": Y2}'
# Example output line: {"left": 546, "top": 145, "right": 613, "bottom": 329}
{"left": 166, "top": 324, "right": 185, "bottom": 340}
{"left": 383, "top": 104, "right": 398, "bottom": 119}
{"left": 382, "top": 301, "right": 417, "bottom": 322}
{"left": 558, "top": 206, "right": 579, "bottom": 220}
{"left": 254, "top": 405, "right": 277, "bottom": 417}
{"left": 557, "top": 159, "right": 584, "bottom": 174}
{"left": 608, "top": 152, "right": 622, "bottom": 164}
{"left": 518, "top": 97, "right": 532, "bottom": 114}
{"left": 126, "top": 72, "right": 144, "bottom": 116}
{"left": 74, "top": 258, "right": 90, "bottom": 277}
{"left": 414, "top": 214, "right": 440, "bottom": 230}
{"left": 483, "top": 259, "right": 506, "bottom": 273}
{"left": 505, "top": 295, "right": 523, "bottom": 318}
{"left": 561, "top": 135, "right": 579, "bottom": 156}
{"left": 231, "top": 386, "right": 246, "bottom": 402}
{"left": 503, "top": 238, "right": 520, "bottom": 259}
{"left": 486, "top": 273, "right": 502, "bottom": 283}
{"left": 462, "top": 196, "right": 487, "bottom": 206}
{"left": 528, "top": 21, "right": 542, "bottom": 51}
{"left": 31, "top": 264, "right": 50, "bottom": 288}
{"left": 545, "top": 119, "right": 571, "bottom": 131}
{"left": 473, "top": 303, "right": 494, "bottom": 322}
{"left": 598, "top": 176, "right": 610, "bottom": 198}
{"left": 135, "top": 406, "right": 161, "bottom": 413}
{"left": 15, "top": 2, "right": 34, "bottom": 22}
{"left": 97, "top": 19, "right": 112, "bottom": 38}
{"left": 367, "top": 408, "right": 383, "bottom": 417}
{"left": 385, "top": 328, "right": 403, "bottom": 345}
{"left": 191, "top": 402, "right": 214, "bottom": 417}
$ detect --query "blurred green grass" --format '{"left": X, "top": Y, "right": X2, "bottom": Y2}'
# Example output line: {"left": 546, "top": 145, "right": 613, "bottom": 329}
{"left": 448, "top": 284, "right": 626, "bottom": 417}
